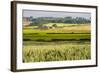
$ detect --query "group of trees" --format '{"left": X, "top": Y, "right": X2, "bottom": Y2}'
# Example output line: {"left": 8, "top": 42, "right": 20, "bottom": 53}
{"left": 28, "top": 16, "right": 91, "bottom": 26}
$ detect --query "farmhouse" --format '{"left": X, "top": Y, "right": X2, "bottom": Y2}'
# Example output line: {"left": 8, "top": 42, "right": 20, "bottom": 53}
{"left": 23, "top": 17, "right": 32, "bottom": 26}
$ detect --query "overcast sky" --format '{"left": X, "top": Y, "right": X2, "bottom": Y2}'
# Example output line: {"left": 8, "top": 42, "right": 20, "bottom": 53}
{"left": 23, "top": 10, "right": 91, "bottom": 19}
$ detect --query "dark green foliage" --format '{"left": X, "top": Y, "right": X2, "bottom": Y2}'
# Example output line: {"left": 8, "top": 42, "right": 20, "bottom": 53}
{"left": 26, "top": 16, "right": 91, "bottom": 26}
{"left": 52, "top": 24, "right": 57, "bottom": 27}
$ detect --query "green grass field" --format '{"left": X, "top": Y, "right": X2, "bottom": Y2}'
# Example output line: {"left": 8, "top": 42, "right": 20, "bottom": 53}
{"left": 23, "top": 23, "right": 91, "bottom": 62}
{"left": 23, "top": 33, "right": 90, "bottom": 41}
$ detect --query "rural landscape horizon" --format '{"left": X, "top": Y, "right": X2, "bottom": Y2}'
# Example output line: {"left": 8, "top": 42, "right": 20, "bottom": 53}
{"left": 22, "top": 10, "right": 91, "bottom": 63}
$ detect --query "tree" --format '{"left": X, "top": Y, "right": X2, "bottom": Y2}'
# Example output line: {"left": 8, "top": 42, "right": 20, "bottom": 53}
{"left": 52, "top": 24, "right": 57, "bottom": 28}
{"left": 29, "top": 16, "right": 33, "bottom": 21}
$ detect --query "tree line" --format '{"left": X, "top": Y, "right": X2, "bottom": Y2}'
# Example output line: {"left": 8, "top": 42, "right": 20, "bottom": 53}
{"left": 27, "top": 16, "right": 91, "bottom": 26}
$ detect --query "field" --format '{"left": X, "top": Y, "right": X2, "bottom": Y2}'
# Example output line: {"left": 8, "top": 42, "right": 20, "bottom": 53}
{"left": 23, "top": 41, "right": 90, "bottom": 62}
{"left": 23, "top": 23, "right": 91, "bottom": 63}
{"left": 23, "top": 24, "right": 90, "bottom": 41}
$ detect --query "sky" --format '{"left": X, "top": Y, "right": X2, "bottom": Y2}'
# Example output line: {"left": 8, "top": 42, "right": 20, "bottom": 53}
{"left": 23, "top": 10, "right": 91, "bottom": 19}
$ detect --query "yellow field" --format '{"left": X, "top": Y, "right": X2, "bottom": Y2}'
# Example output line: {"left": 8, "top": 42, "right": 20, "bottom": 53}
{"left": 63, "top": 24, "right": 90, "bottom": 31}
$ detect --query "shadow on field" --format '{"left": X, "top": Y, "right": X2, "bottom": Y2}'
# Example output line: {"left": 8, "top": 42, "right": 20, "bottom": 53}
{"left": 23, "top": 38, "right": 90, "bottom": 42}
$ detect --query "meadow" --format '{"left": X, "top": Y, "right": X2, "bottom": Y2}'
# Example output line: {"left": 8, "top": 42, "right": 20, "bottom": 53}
{"left": 23, "top": 23, "right": 91, "bottom": 63}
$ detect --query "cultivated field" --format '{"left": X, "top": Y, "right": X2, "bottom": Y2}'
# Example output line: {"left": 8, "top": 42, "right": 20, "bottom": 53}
{"left": 23, "top": 41, "right": 91, "bottom": 62}
{"left": 23, "top": 23, "right": 91, "bottom": 63}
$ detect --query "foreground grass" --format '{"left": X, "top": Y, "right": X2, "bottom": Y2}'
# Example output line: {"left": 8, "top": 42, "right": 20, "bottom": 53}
{"left": 23, "top": 41, "right": 91, "bottom": 62}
